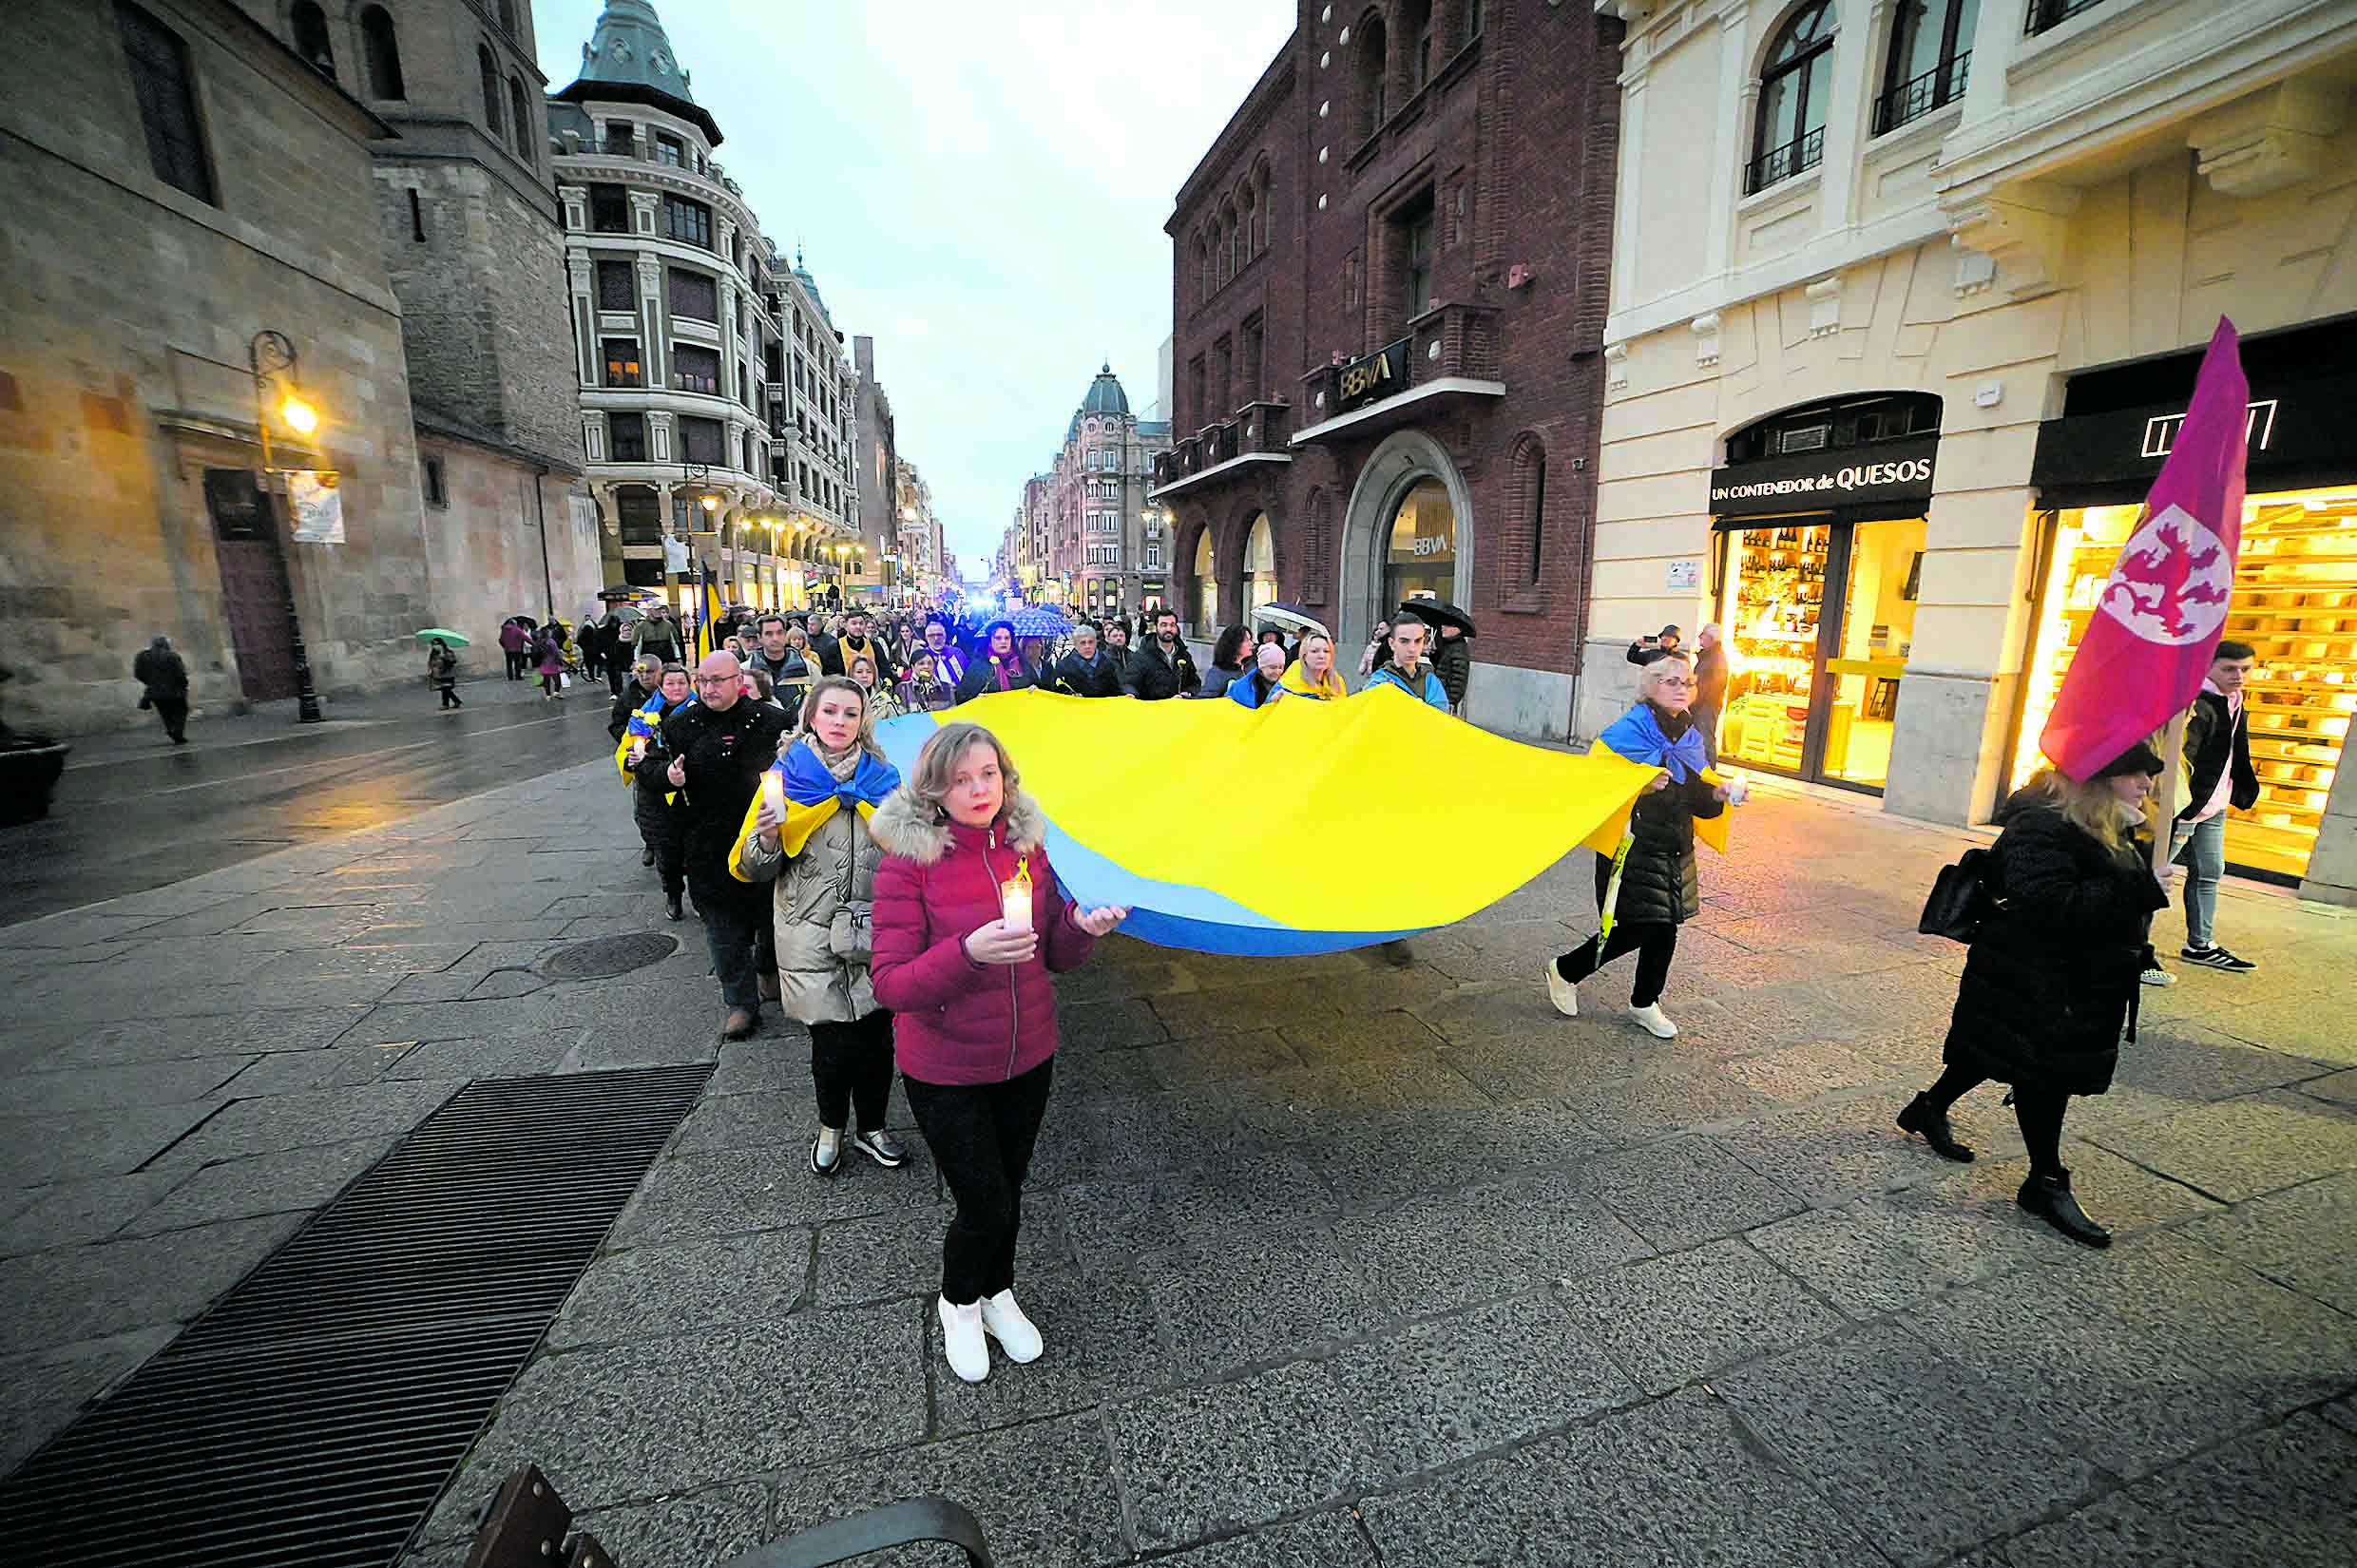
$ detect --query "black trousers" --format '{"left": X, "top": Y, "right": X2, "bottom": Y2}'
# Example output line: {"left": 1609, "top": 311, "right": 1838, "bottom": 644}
{"left": 152, "top": 695, "right": 189, "bottom": 742}
{"left": 1921, "top": 1063, "right": 2070, "bottom": 1177}
{"left": 505, "top": 649, "right": 527, "bottom": 679}
{"left": 904, "top": 1060, "right": 1055, "bottom": 1305}
{"left": 811, "top": 1009, "right": 895, "bottom": 1131}
{"left": 1554, "top": 853, "right": 1678, "bottom": 1007}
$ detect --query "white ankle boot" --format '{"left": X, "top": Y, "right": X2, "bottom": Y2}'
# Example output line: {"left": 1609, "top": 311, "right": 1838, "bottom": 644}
{"left": 978, "top": 1289, "right": 1044, "bottom": 1363}
{"left": 1544, "top": 961, "right": 1580, "bottom": 1018}
{"left": 1629, "top": 1003, "right": 1677, "bottom": 1039}
{"left": 938, "top": 1295, "right": 989, "bottom": 1383}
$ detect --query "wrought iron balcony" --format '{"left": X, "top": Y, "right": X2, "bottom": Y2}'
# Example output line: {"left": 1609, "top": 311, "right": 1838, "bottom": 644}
{"left": 2026, "top": 0, "right": 2110, "bottom": 36}
{"left": 1743, "top": 125, "right": 1825, "bottom": 196}
{"left": 1873, "top": 52, "right": 1970, "bottom": 136}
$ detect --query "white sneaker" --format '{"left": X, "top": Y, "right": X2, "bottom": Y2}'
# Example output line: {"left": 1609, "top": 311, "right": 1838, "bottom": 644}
{"left": 978, "top": 1289, "right": 1044, "bottom": 1364}
{"left": 1629, "top": 1004, "right": 1678, "bottom": 1040}
{"left": 2140, "top": 966, "right": 2177, "bottom": 988}
{"left": 1544, "top": 961, "right": 1580, "bottom": 1018}
{"left": 937, "top": 1295, "right": 989, "bottom": 1383}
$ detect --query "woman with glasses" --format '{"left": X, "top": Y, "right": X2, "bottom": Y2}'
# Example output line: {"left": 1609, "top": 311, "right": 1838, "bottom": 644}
{"left": 1545, "top": 652, "right": 1733, "bottom": 1039}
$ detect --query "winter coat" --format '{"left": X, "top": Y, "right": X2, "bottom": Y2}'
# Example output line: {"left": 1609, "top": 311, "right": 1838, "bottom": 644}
{"left": 732, "top": 736, "right": 887, "bottom": 1025}
{"left": 427, "top": 647, "right": 458, "bottom": 685}
{"left": 661, "top": 698, "right": 793, "bottom": 907}
{"left": 1943, "top": 791, "right": 2167, "bottom": 1097}
{"left": 869, "top": 788, "right": 1096, "bottom": 1086}
{"left": 630, "top": 618, "right": 684, "bottom": 660}
{"left": 1432, "top": 634, "right": 1472, "bottom": 708}
{"left": 1228, "top": 669, "right": 1287, "bottom": 710}
{"left": 622, "top": 694, "right": 692, "bottom": 842}
{"left": 534, "top": 632, "right": 566, "bottom": 676}
{"left": 499, "top": 621, "right": 530, "bottom": 654}
{"left": 1605, "top": 716, "right": 1726, "bottom": 927}
{"left": 821, "top": 634, "right": 895, "bottom": 685}
{"left": 1366, "top": 661, "right": 1450, "bottom": 710}
{"left": 1694, "top": 644, "right": 1729, "bottom": 714}
{"left": 1122, "top": 639, "right": 1200, "bottom": 700}
{"left": 2176, "top": 688, "right": 2259, "bottom": 823}
{"left": 133, "top": 646, "right": 189, "bottom": 698}
{"left": 1056, "top": 650, "right": 1124, "bottom": 698}
{"left": 1197, "top": 662, "right": 1243, "bottom": 701}
{"left": 1626, "top": 640, "right": 1674, "bottom": 666}
{"left": 955, "top": 651, "right": 1039, "bottom": 704}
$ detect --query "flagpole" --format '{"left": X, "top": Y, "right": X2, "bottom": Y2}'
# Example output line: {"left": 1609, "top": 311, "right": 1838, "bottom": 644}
{"left": 2153, "top": 710, "right": 2188, "bottom": 874}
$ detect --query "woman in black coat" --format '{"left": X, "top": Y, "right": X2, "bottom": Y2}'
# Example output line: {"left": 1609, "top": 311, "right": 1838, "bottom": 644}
{"left": 1545, "top": 655, "right": 1731, "bottom": 1040}
{"left": 953, "top": 620, "right": 1039, "bottom": 703}
{"left": 1895, "top": 743, "right": 2172, "bottom": 1248}
{"left": 620, "top": 665, "right": 697, "bottom": 921}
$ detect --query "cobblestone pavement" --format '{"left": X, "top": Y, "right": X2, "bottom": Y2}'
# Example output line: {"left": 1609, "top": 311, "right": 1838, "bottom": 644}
{"left": 0, "top": 759, "right": 2351, "bottom": 1568}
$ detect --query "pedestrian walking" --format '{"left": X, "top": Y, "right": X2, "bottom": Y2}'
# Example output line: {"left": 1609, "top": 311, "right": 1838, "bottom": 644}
{"left": 131, "top": 634, "right": 191, "bottom": 744}
{"left": 870, "top": 721, "right": 1128, "bottom": 1383}
{"left": 1227, "top": 641, "right": 1293, "bottom": 709}
{"left": 2164, "top": 640, "right": 2260, "bottom": 975}
{"left": 1197, "top": 626, "right": 1251, "bottom": 701}
{"left": 577, "top": 616, "right": 607, "bottom": 682}
{"left": 427, "top": 638, "right": 463, "bottom": 710}
{"left": 620, "top": 663, "right": 695, "bottom": 915}
{"left": 534, "top": 624, "right": 567, "bottom": 699}
{"left": 1893, "top": 744, "right": 2174, "bottom": 1249}
{"left": 734, "top": 677, "right": 908, "bottom": 1177}
{"left": 499, "top": 618, "right": 531, "bottom": 679}
{"left": 1363, "top": 617, "right": 1450, "bottom": 710}
{"left": 631, "top": 604, "right": 684, "bottom": 664}
{"left": 662, "top": 652, "right": 794, "bottom": 1037}
{"left": 1432, "top": 622, "right": 1472, "bottom": 714}
{"left": 608, "top": 655, "right": 663, "bottom": 742}
{"left": 1122, "top": 608, "right": 1200, "bottom": 700}
{"left": 1545, "top": 654, "right": 1734, "bottom": 1040}
{"left": 1054, "top": 625, "right": 1123, "bottom": 698}
{"left": 955, "top": 621, "right": 1040, "bottom": 703}
{"left": 1692, "top": 623, "right": 1729, "bottom": 761}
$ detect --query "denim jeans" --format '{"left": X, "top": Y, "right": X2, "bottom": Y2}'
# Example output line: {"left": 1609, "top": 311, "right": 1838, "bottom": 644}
{"left": 2170, "top": 812, "right": 2227, "bottom": 949}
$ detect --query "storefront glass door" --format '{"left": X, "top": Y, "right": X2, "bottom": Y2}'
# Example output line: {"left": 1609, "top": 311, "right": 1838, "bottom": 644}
{"left": 1720, "top": 516, "right": 1922, "bottom": 790}
{"left": 1385, "top": 478, "right": 1457, "bottom": 608}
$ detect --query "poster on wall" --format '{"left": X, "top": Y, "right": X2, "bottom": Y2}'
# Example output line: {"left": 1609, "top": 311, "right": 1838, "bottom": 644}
{"left": 1666, "top": 559, "right": 1701, "bottom": 590}
{"left": 286, "top": 470, "right": 343, "bottom": 544}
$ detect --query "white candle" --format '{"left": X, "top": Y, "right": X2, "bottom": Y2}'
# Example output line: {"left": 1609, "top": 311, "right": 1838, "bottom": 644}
{"left": 760, "top": 769, "right": 785, "bottom": 819}
{"left": 1001, "top": 880, "right": 1032, "bottom": 930}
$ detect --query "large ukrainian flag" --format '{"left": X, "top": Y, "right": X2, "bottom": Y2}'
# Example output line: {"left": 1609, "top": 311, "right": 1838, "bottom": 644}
{"left": 874, "top": 687, "right": 1668, "bottom": 955}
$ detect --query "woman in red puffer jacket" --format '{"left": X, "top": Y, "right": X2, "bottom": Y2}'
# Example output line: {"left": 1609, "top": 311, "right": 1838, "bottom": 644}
{"left": 870, "top": 721, "right": 1126, "bottom": 1387}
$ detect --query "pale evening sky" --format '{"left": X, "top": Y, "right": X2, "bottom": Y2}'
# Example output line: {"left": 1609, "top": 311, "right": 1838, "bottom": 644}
{"left": 534, "top": 0, "right": 1298, "bottom": 576}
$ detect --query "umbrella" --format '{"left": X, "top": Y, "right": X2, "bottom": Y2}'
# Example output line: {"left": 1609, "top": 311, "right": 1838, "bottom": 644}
{"left": 1398, "top": 598, "right": 1476, "bottom": 638}
{"left": 611, "top": 604, "right": 646, "bottom": 623}
{"left": 1010, "top": 604, "right": 1075, "bottom": 639}
{"left": 597, "top": 585, "right": 656, "bottom": 602}
{"left": 1254, "top": 602, "right": 1331, "bottom": 640}
{"left": 414, "top": 627, "right": 470, "bottom": 646}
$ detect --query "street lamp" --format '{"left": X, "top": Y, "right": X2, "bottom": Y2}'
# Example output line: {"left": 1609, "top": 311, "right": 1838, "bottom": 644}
{"left": 247, "top": 329, "right": 324, "bottom": 723}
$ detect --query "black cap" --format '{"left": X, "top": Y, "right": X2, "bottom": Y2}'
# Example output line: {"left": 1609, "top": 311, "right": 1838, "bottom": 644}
{"left": 1658, "top": 624, "right": 1682, "bottom": 639}
{"left": 2091, "top": 741, "right": 2165, "bottom": 780}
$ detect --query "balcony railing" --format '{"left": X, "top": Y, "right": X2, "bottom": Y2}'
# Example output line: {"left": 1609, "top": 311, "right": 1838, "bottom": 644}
{"left": 1873, "top": 51, "right": 1970, "bottom": 135}
{"left": 1293, "top": 301, "right": 1502, "bottom": 435}
{"left": 1153, "top": 400, "right": 1293, "bottom": 490}
{"left": 2025, "top": 0, "right": 2110, "bottom": 36}
{"left": 1744, "top": 125, "right": 1825, "bottom": 196}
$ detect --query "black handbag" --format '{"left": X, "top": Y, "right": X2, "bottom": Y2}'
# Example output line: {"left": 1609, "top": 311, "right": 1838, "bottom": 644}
{"left": 1919, "top": 846, "right": 1999, "bottom": 943}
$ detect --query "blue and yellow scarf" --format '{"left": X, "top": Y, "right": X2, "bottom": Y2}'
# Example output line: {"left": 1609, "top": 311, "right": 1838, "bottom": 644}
{"left": 614, "top": 693, "right": 693, "bottom": 788}
{"left": 728, "top": 740, "right": 902, "bottom": 877}
{"left": 1597, "top": 703, "right": 1709, "bottom": 783}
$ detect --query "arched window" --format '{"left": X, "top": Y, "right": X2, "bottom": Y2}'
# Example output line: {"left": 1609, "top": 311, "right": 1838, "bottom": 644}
{"left": 290, "top": 0, "right": 334, "bottom": 76}
{"left": 1256, "top": 163, "right": 1274, "bottom": 254}
{"left": 1353, "top": 12, "right": 1389, "bottom": 139}
{"left": 1192, "top": 527, "right": 1217, "bottom": 632}
{"left": 508, "top": 74, "right": 532, "bottom": 158}
{"left": 1400, "top": 0, "right": 1433, "bottom": 95}
{"left": 1749, "top": 2, "right": 1835, "bottom": 194}
{"left": 1385, "top": 477, "right": 1455, "bottom": 610}
{"left": 1196, "top": 235, "right": 1211, "bottom": 301}
{"left": 1220, "top": 201, "right": 1238, "bottom": 281}
{"left": 497, "top": 0, "right": 518, "bottom": 33}
{"left": 359, "top": 6, "right": 404, "bottom": 99}
{"left": 1238, "top": 182, "right": 1256, "bottom": 259}
{"left": 1511, "top": 434, "right": 1548, "bottom": 586}
{"left": 1244, "top": 513, "right": 1277, "bottom": 616}
{"left": 1876, "top": 0, "right": 1976, "bottom": 134}
{"left": 477, "top": 44, "right": 503, "bottom": 142}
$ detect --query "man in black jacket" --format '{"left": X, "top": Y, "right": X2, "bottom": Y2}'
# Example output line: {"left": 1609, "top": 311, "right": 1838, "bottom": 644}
{"left": 1122, "top": 608, "right": 1200, "bottom": 700}
{"left": 819, "top": 608, "right": 895, "bottom": 685}
{"left": 743, "top": 615, "right": 811, "bottom": 712}
{"left": 1055, "top": 624, "right": 1124, "bottom": 698}
{"left": 2167, "top": 641, "right": 2260, "bottom": 972}
{"left": 1626, "top": 625, "right": 1681, "bottom": 665}
{"left": 132, "top": 635, "right": 191, "bottom": 744}
{"left": 664, "top": 652, "right": 792, "bottom": 1038}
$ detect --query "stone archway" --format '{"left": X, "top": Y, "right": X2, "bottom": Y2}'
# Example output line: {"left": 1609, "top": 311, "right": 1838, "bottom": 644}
{"left": 1334, "top": 428, "right": 1475, "bottom": 657}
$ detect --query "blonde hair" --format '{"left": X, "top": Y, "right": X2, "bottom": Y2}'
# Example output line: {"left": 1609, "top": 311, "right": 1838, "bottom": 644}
{"left": 797, "top": 675, "right": 884, "bottom": 758}
{"left": 849, "top": 653, "right": 878, "bottom": 684}
{"left": 2023, "top": 766, "right": 2144, "bottom": 851}
{"left": 908, "top": 721, "right": 1020, "bottom": 819}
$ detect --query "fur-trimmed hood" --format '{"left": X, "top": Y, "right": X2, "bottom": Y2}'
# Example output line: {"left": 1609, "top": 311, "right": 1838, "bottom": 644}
{"left": 868, "top": 786, "right": 1048, "bottom": 864}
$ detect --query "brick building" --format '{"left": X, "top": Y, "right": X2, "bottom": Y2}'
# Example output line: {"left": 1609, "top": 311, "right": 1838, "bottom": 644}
{"left": 546, "top": 0, "right": 856, "bottom": 614}
{"left": 1154, "top": 0, "right": 1625, "bottom": 739}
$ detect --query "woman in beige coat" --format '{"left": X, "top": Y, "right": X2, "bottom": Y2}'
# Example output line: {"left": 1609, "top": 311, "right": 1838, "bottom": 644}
{"left": 734, "top": 675, "right": 908, "bottom": 1176}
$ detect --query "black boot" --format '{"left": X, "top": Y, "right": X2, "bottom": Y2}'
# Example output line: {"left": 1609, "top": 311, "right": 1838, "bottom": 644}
{"left": 665, "top": 893, "right": 683, "bottom": 922}
{"left": 2018, "top": 1169, "right": 2110, "bottom": 1249}
{"left": 642, "top": 846, "right": 657, "bottom": 867}
{"left": 1897, "top": 1094, "right": 1975, "bottom": 1162}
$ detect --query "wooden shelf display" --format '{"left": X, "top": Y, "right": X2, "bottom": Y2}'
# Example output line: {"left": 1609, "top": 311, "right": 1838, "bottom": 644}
{"left": 2015, "top": 493, "right": 2357, "bottom": 880}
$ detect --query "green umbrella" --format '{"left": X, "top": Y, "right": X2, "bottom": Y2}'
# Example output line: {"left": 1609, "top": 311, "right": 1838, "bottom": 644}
{"left": 415, "top": 628, "right": 471, "bottom": 647}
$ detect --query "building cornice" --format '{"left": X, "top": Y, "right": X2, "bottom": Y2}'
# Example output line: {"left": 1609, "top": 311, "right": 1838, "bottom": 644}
{"left": 1168, "top": 39, "right": 1299, "bottom": 224}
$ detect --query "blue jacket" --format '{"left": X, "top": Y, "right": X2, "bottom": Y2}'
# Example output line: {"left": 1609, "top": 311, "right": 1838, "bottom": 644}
{"left": 1367, "top": 662, "right": 1450, "bottom": 710}
{"left": 1228, "top": 670, "right": 1286, "bottom": 710}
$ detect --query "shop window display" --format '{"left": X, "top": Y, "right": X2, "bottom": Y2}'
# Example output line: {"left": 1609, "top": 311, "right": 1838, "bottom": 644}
{"left": 1722, "top": 525, "right": 1829, "bottom": 774}
{"left": 1823, "top": 517, "right": 1924, "bottom": 789}
{"left": 1386, "top": 479, "right": 1456, "bottom": 608}
{"left": 2015, "top": 489, "right": 2356, "bottom": 881}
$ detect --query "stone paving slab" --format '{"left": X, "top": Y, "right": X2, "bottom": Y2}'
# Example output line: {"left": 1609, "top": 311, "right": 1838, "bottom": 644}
{"left": 0, "top": 758, "right": 2351, "bottom": 1568}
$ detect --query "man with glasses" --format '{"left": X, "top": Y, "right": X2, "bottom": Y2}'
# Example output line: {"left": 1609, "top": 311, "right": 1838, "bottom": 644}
{"left": 663, "top": 651, "right": 792, "bottom": 1039}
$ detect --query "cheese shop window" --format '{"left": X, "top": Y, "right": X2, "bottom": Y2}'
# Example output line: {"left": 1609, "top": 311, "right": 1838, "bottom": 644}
{"left": 1721, "top": 524, "right": 1829, "bottom": 774}
{"left": 2015, "top": 488, "right": 2357, "bottom": 881}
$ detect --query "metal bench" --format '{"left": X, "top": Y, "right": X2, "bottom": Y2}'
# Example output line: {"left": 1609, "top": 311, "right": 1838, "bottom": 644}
{"left": 465, "top": 1464, "right": 995, "bottom": 1568}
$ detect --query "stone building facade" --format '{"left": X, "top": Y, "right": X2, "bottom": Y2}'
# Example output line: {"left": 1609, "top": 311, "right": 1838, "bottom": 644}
{"left": 246, "top": 0, "right": 600, "bottom": 639}
{"left": 1041, "top": 366, "right": 1173, "bottom": 620}
{"left": 1155, "top": 0, "right": 1625, "bottom": 740}
{"left": 546, "top": 0, "right": 853, "bottom": 615}
{"left": 1592, "top": 0, "right": 2357, "bottom": 903}
{"left": 0, "top": 0, "right": 434, "bottom": 731}
{"left": 853, "top": 335, "right": 899, "bottom": 602}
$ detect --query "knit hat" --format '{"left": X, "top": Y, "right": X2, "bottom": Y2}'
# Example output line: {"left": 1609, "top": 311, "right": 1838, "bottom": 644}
{"left": 2090, "top": 741, "right": 2164, "bottom": 780}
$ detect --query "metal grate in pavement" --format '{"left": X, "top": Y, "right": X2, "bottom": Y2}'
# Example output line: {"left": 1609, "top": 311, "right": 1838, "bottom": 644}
{"left": 0, "top": 1063, "right": 713, "bottom": 1568}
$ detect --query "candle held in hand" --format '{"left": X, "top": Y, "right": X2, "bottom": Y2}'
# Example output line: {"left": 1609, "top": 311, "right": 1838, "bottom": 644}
{"left": 760, "top": 768, "right": 786, "bottom": 821}
{"left": 1000, "top": 879, "right": 1032, "bottom": 930}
